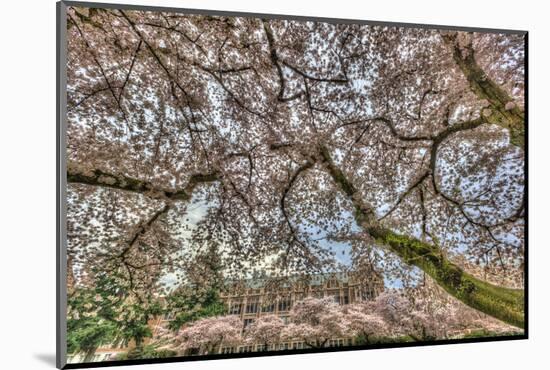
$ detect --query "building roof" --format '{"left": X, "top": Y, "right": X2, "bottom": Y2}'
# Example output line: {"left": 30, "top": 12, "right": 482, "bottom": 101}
{"left": 223, "top": 270, "right": 377, "bottom": 289}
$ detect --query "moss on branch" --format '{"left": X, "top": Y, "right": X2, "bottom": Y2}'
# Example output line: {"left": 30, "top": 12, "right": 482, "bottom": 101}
{"left": 67, "top": 166, "right": 218, "bottom": 201}
{"left": 367, "top": 227, "right": 524, "bottom": 328}
{"left": 444, "top": 33, "right": 525, "bottom": 149}
{"left": 320, "top": 145, "right": 524, "bottom": 328}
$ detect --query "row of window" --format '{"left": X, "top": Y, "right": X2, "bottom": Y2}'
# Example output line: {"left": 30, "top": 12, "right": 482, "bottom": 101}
{"left": 242, "top": 316, "right": 289, "bottom": 329}
{"left": 227, "top": 290, "right": 366, "bottom": 315}
{"left": 219, "top": 339, "right": 353, "bottom": 354}
{"left": 162, "top": 289, "right": 379, "bottom": 320}
{"left": 67, "top": 353, "right": 114, "bottom": 364}
{"left": 220, "top": 342, "right": 304, "bottom": 354}
{"left": 229, "top": 299, "right": 291, "bottom": 315}
{"left": 227, "top": 276, "right": 361, "bottom": 294}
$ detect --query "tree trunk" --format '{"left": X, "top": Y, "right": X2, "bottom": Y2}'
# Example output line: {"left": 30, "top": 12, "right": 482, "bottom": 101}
{"left": 442, "top": 32, "right": 525, "bottom": 149}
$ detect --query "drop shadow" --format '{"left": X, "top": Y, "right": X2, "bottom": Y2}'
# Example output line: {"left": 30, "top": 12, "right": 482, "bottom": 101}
{"left": 34, "top": 353, "right": 57, "bottom": 367}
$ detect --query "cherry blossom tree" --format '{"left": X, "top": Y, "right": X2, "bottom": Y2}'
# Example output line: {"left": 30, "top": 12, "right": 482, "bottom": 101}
{"left": 244, "top": 315, "right": 285, "bottom": 349}
{"left": 283, "top": 297, "right": 350, "bottom": 348}
{"left": 342, "top": 304, "right": 388, "bottom": 344}
{"left": 151, "top": 292, "right": 517, "bottom": 355}
{"left": 373, "top": 283, "right": 519, "bottom": 341}
{"left": 371, "top": 290, "right": 414, "bottom": 336}
{"left": 65, "top": 4, "right": 525, "bottom": 337}
{"left": 175, "top": 315, "right": 243, "bottom": 355}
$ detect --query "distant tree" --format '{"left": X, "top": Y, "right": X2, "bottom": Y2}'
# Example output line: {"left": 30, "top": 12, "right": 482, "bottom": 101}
{"left": 342, "top": 304, "right": 388, "bottom": 344}
{"left": 67, "top": 270, "right": 161, "bottom": 360}
{"left": 283, "top": 297, "right": 350, "bottom": 348}
{"left": 175, "top": 315, "right": 243, "bottom": 354}
{"left": 116, "top": 299, "right": 162, "bottom": 349}
{"left": 116, "top": 343, "right": 177, "bottom": 361}
{"left": 67, "top": 274, "right": 118, "bottom": 361}
{"left": 244, "top": 315, "right": 285, "bottom": 349}
{"left": 164, "top": 287, "right": 226, "bottom": 331}
{"left": 371, "top": 290, "right": 413, "bottom": 336}
{"left": 372, "top": 283, "right": 518, "bottom": 341}
{"left": 67, "top": 311, "right": 116, "bottom": 362}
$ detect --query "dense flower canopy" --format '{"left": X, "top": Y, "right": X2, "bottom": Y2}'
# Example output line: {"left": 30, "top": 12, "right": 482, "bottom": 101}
{"left": 65, "top": 6, "right": 525, "bottom": 330}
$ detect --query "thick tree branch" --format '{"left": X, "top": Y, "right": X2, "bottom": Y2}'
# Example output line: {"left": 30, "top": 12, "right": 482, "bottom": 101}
{"left": 67, "top": 164, "right": 218, "bottom": 201}
{"left": 319, "top": 145, "right": 524, "bottom": 328}
{"left": 279, "top": 160, "right": 316, "bottom": 268}
{"left": 262, "top": 20, "right": 304, "bottom": 103}
{"left": 119, "top": 203, "right": 172, "bottom": 259}
{"left": 442, "top": 32, "right": 525, "bottom": 149}
{"left": 378, "top": 171, "right": 430, "bottom": 221}
{"left": 367, "top": 226, "right": 524, "bottom": 328}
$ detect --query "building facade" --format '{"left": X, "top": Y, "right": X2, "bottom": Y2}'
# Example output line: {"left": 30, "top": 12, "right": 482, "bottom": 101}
{"left": 68, "top": 270, "right": 384, "bottom": 362}
{"left": 216, "top": 271, "right": 385, "bottom": 354}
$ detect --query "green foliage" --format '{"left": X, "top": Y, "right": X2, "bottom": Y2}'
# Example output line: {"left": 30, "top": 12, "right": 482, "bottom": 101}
{"left": 461, "top": 329, "right": 523, "bottom": 339}
{"left": 353, "top": 334, "right": 415, "bottom": 345}
{"left": 67, "top": 315, "right": 117, "bottom": 356}
{"left": 67, "top": 270, "right": 158, "bottom": 356}
{"left": 116, "top": 344, "right": 177, "bottom": 361}
{"left": 67, "top": 273, "right": 120, "bottom": 356}
{"left": 68, "top": 266, "right": 227, "bottom": 361}
{"left": 166, "top": 288, "right": 226, "bottom": 331}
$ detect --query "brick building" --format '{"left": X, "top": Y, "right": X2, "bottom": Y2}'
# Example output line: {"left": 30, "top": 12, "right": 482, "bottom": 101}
{"left": 194, "top": 270, "right": 384, "bottom": 354}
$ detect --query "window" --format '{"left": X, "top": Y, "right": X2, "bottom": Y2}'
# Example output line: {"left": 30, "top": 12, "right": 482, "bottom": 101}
{"left": 342, "top": 293, "right": 350, "bottom": 305}
{"left": 279, "top": 343, "right": 290, "bottom": 350}
{"left": 292, "top": 342, "right": 303, "bottom": 349}
{"left": 243, "top": 318, "right": 254, "bottom": 328}
{"left": 327, "top": 279, "right": 339, "bottom": 288}
{"left": 278, "top": 296, "right": 291, "bottom": 312}
{"left": 330, "top": 292, "right": 340, "bottom": 304}
{"left": 229, "top": 302, "right": 242, "bottom": 315}
{"left": 312, "top": 291, "right": 323, "bottom": 298}
{"left": 262, "top": 302, "right": 275, "bottom": 313}
{"left": 328, "top": 339, "right": 345, "bottom": 347}
{"left": 245, "top": 297, "right": 260, "bottom": 314}
{"left": 221, "top": 347, "right": 234, "bottom": 354}
{"left": 361, "top": 288, "right": 373, "bottom": 301}
{"left": 238, "top": 345, "right": 254, "bottom": 353}
{"left": 256, "top": 344, "right": 268, "bottom": 352}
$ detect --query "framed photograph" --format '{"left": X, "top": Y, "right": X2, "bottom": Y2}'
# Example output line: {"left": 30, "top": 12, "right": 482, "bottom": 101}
{"left": 57, "top": 1, "right": 527, "bottom": 368}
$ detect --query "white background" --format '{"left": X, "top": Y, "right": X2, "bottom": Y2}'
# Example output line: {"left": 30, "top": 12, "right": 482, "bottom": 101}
{"left": 0, "top": 0, "right": 548, "bottom": 368}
